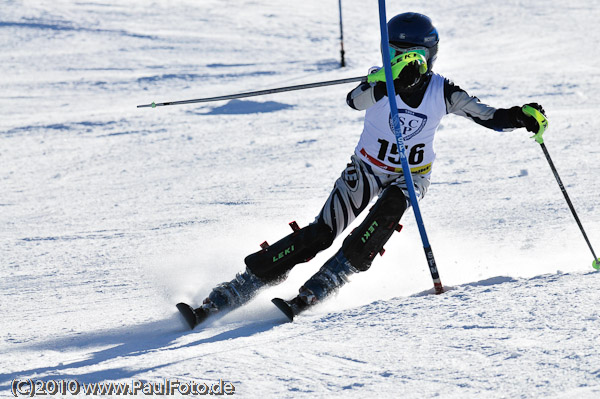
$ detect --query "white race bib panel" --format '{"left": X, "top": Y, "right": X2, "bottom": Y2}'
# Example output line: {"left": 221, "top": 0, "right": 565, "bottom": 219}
{"left": 355, "top": 73, "right": 447, "bottom": 178}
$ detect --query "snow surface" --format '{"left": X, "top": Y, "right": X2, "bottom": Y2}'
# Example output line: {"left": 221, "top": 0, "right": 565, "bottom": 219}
{"left": 2, "top": 0, "right": 600, "bottom": 397}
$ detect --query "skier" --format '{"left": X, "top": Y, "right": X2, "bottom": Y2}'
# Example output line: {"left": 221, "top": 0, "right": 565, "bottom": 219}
{"left": 177, "top": 12, "right": 547, "bottom": 328}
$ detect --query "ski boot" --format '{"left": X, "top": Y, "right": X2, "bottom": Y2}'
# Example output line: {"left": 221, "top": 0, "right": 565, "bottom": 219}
{"left": 177, "top": 267, "right": 266, "bottom": 330}
{"left": 177, "top": 220, "right": 333, "bottom": 330}
{"left": 272, "top": 251, "right": 358, "bottom": 321}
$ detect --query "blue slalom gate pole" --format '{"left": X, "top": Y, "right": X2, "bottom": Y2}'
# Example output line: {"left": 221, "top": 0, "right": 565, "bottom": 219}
{"left": 377, "top": 0, "right": 444, "bottom": 294}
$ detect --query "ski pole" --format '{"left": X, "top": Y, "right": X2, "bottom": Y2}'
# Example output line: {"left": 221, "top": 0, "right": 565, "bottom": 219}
{"left": 137, "top": 75, "right": 365, "bottom": 108}
{"left": 523, "top": 105, "right": 600, "bottom": 270}
{"left": 377, "top": 0, "right": 444, "bottom": 294}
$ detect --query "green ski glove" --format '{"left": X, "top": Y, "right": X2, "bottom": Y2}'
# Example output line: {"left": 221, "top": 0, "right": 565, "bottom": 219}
{"left": 367, "top": 52, "right": 428, "bottom": 84}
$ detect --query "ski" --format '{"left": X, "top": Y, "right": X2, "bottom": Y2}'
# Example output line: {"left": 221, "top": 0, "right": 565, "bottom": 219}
{"left": 271, "top": 297, "right": 308, "bottom": 322}
{"left": 176, "top": 302, "right": 197, "bottom": 329}
{"left": 271, "top": 298, "right": 295, "bottom": 321}
{"left": 176, "top": 302, "right": 209, "bottom": 330}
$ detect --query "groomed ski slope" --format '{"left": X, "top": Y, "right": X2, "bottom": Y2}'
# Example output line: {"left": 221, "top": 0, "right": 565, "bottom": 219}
{"left": 1, "top": 0, "right": 599, "bottom": 397}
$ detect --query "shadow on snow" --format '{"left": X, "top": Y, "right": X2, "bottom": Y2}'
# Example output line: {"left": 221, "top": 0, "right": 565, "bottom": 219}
{"left": 0, "top": 315, "right": 285, "bottom": 388}
{"left": 190, "top": 99, "right": 294, "bottom": 115}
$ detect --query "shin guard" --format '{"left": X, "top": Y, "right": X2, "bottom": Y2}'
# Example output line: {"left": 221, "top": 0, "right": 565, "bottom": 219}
{"left": 244, "top": 221, "right": 334, "bottom": 283}
{"left": 341, "top": 185, "right": 407, "bottom": 272}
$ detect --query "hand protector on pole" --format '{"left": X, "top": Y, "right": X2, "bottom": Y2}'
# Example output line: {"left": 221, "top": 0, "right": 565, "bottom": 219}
{"left": 367, "top": 52, "right": 428, "bottom": 84}
{"left": 521, "top": 104, "right": 548, "bottom": 143}
{"left": 519, "top": 103, "right": 547, "bottom": 138}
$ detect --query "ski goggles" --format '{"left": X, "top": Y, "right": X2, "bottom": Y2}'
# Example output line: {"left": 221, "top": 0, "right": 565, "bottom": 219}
{"left": 389, "top": 44, "right": 429, "bottom": 60}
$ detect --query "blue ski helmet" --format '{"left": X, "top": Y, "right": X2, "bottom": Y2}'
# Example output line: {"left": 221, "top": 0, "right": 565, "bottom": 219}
{"left": 387, "top": 12, "right": 439, "bottom": 73}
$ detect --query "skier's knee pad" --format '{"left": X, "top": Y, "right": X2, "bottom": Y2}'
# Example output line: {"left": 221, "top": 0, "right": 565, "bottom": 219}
{"left": 341, "top": 185, "right": 407, "bottom": 272}
{"left": 245, "top": 221, "right": 334, "bottom": 282}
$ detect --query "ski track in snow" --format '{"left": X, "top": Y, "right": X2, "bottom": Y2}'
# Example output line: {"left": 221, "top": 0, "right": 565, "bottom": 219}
{"left": 1, "top": 0, "right": 600, "bottom": 398}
